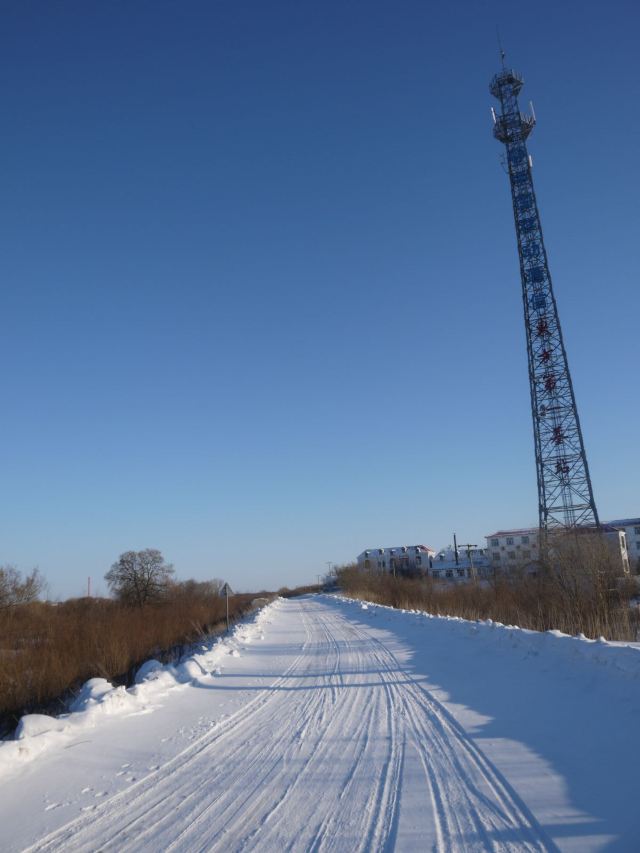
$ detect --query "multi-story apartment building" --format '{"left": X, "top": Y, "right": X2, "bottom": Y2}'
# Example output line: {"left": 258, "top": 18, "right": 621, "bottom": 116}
{"left": 357, "top": 544, "right": 488, "bottom": 582}
{"left": 485, "top": 525, "right": 630, "bottom": 574}
{"left": 485, "top": 528, "right": 540, "bottom": 573}
{"left": 357, "top": 545, "right": 435, "bottom": 575}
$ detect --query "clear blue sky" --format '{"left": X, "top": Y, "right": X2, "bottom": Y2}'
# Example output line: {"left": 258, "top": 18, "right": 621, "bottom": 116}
{"left": 1, "top": 1, "right": 638, "bottom": 598}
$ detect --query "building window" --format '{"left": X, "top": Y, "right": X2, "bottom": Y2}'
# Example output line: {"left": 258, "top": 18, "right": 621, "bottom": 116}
{"left": 522, "top": 550, "right": 531, "bottom": 559}
{"left": 432, "top": 570, "right": 440, "bottom": 579}
{"left": 634, "top": 527, "right": 640, "bottom": 536}
{"left": 457, "top": 569, "right": 465, "bottom": 577}
{"left": 521, "top": 535, "right": 529, "bottom": 544}
{"left": 506, "top": 537, "right": 514, "bottom": 545}
{"left": 507, "top": 551, "right": 516, "bottom": 559}
{"left": 446, "top": 569, "right": 454, "bottom": 578}
{"left": 416, "top": 556, "right": 422, "bottom": 565}
{"left": 491, "top": 538, "right": 499, "bottom": 547}
{"left": 492, "top": 552, "right": 501, "bottom": 561}
{"left": 364, "top": 559, "right": 370, "bottom": 568}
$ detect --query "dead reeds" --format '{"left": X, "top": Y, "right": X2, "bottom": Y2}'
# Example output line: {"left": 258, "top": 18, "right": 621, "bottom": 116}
{"left": 337, "top": 533, "right": 639, "bottom": 642}
{"left": 0, "top": 586, "right": 264, "bottom": 733}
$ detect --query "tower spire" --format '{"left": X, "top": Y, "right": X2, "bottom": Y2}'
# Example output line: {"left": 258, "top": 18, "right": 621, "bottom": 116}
{"left": 490, "top": 66, "right": 599, "bottom": 530}
{"left": 496, "top": 27, "right": 506, "bottom": 68}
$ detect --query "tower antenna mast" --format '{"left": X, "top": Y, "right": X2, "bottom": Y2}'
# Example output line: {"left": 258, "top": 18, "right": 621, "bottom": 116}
{"left": 496, "top": 27, "right": 506, "bottom": 68}
{"left": 489, "top": 65, "right": 599, "bottom": 530}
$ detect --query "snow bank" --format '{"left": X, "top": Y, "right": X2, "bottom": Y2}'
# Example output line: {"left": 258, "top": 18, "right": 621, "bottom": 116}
{"left": 332, "top": 594, "right": 640, "bottom": 679}
{"left": 0, "top": 599, "right": 277, "bottom": 778}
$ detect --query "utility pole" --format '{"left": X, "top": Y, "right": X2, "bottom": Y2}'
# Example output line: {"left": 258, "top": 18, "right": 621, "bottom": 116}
{"left": 453, "top": 533, "right": 459, "bottom": 566}
{"left": 458, "top": 543, "right": 478, "bottom": 579}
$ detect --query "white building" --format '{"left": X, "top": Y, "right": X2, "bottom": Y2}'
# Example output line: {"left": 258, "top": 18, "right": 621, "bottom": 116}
{"left": 357, "top": 544, "right": 489, "bottom": 582}
{"left": 485, "top": 525, "right": 630, "bottom": 574}
{"left": 357, "top": 545, "right": 436, "bottom": 575}
{"left": 430, "top": 546, "right": 490, "bottom": 581}
{"left": 607, "top": 519, "right": 640, "bottom": 573}
{"left": 485, "top": 528, "right": 540, "bottom": 573}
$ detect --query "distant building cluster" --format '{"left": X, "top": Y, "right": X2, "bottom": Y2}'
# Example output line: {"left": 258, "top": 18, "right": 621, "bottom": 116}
{"left": 357, "top": 544, "right": 488, "bottom": 581}
{"left": 357, "top": 517, "right": 638, "bottom": 583}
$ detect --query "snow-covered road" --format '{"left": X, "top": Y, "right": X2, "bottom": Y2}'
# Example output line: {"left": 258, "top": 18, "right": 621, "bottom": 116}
{"left": 1, "top": 596, "right": 638, "bottom": 851}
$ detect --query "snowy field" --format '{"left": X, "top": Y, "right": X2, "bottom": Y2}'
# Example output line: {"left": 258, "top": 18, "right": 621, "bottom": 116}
{"left": 0, "top": 595, "right": 638, "bottom": 851}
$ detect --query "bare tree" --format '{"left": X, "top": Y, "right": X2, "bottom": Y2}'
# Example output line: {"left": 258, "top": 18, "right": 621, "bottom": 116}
{"left": 0, "top": 565, "right": 44, "bottom": 608}
{"left": 105, "top": 549, "right": 174, "bottom": 607}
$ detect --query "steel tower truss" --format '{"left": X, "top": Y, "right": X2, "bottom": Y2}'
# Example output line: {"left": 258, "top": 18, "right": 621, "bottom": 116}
{"left": 490, "top": 67, "right": 599, "bottom": 530}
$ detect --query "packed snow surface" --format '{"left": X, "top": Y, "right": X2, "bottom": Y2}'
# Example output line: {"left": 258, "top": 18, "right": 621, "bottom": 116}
{"left": 1, "top": 595, "right": 639, "bottom": 851}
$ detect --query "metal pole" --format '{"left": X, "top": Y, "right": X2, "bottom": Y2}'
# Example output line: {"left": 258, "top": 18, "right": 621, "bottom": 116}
{"left": 458, "top": 543, "right": 478, "bottom": 580}
{"left": 226, "top": 587, "right": 229, "bottom": 632}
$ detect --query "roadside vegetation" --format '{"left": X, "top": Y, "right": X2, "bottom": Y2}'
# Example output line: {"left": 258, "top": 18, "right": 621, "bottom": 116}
{"left": 337, "top": 532, "right": 640, "bottom": 642}
{"left": 0, "top": 553, "right": 271, "bottom": 734}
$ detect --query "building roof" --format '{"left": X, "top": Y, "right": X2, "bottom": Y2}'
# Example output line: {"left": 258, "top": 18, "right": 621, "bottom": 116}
{"left": 486, "top": 524, "right": 625, "bottom": 539}
{"left": 359, "top": 544, "right": 435, "bottom": 556}
{"left": 485, "top": 528, "right": 538, "bottom": 539}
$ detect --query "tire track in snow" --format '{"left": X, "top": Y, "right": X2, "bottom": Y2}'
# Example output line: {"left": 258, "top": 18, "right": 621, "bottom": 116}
{"left": 25, "top": 600, "right": 316, "bottom": 853}
{"left": 26, "top": 598, "right": 557, "bottom": 852}
{"left": 338, "top": 612, "right": 557, "bottom": 852}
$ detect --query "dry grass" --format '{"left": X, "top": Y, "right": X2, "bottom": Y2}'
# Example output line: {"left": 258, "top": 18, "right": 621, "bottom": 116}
{"left": 0, "top": 587, "right": 269, "bottom": 733}
{"left": 277, "top": 583, "right": 323, "bottom": 598}
{"left": 337, "top": 536, "right": 640, "bottom": 643}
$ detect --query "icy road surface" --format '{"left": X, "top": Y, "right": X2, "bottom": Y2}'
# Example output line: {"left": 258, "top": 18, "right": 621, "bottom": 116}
{"left": 1, "top": 596, "right": 639, "bottom": 851}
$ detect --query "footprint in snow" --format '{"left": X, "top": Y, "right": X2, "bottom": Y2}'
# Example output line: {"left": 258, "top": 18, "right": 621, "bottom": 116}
{"left": 45, "top": 803, "right": 61, "bottom": 812}
{"left": 81, "top": 787, "right": 92, "bottom": 794}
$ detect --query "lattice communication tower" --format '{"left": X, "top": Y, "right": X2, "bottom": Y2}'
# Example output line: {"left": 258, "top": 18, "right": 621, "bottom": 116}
{"left": 490, "top": 63, "right": 599, "bottom": 530}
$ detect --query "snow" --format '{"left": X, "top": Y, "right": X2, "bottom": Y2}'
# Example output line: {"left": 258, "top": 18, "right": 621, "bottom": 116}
{"left": 0, "top": 595, "right": 639, "bottom": 851}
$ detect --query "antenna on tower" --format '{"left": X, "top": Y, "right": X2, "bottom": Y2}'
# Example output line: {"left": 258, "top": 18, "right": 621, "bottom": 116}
{"left": 496, "top": 26, "right": 506, "bottom": 67}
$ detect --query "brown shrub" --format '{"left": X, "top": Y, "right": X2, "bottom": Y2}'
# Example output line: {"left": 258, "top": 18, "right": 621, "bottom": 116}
{"left": 337, "top": 538, "right": 639, "bottom": 642}
{"left": 0, "top": 586, "right": 268, "bottom": 732}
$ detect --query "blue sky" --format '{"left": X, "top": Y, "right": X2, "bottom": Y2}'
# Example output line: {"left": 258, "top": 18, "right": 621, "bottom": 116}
{"left": 1, "top": 1, "right": 638, "bottom": 598}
